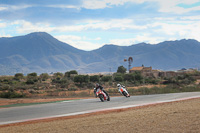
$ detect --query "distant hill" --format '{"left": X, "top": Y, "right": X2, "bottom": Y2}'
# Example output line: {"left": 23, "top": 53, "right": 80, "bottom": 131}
{"left": 0, "top": 32, "right": 200, "bottom": 75}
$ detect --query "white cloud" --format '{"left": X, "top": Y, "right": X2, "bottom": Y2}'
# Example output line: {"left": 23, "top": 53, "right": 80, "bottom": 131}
{"left": 12, "top": 19, "right": 147, "bottom": 34}
{"left": 82, "top": 0, "right": 200, "bottom": 14}
{"left": 82, "top": 0, "right": 109, "bottom": 9}
{"left": 55, "top": 35, "right": 82, "bottom": 41}
{"left": 13, "top": 20, "right": 54, "bottom": 33}
{"left": 54, "top": 35, "right": 103, "bottom": 50}
{"left": 82, "top": 0, "right": 145, "bottom": 9}
{"left": 47, "top": 5, "right": 80, "bottom": 10}
{"left": 0, "top": 6, "right": 8, "bottom": 11}
{"left": 0, "top": 4, "right": 33, "bottom": 11}
{"left": 109, "top": 34, "right": 164, "bottom": 45}
{"left": 0, "top": 32, "right": 11, "bottom": 37}
{"left": 181, "top": 15, "right": 200, "bottom": 20}
{"left": 72, "top": 41, "right": 103, "bottom": 50}
{"left": 0, "top": 22, "right": 6, "bottom": 28}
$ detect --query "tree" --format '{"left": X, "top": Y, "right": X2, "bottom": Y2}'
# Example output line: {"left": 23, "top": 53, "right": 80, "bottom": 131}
{"left": 114, "top": 76, "right": 123, "bottom": 82}
{"left": 65, "top": 70, "right": 78, "bottom": 77}
{"left": 90, "top": 75, "right": 100, "bottom": 82}
{"left": 123, "top": 74, "right": 134, "bottom": 81}
{"left": 101, "top": 76, "right": 112, "bottom": 82}
{"left": 27, "top": 72, "right": 37, "bottom": 77}
{"left": 53, "top": 72, "right": 64, "bottom": 80}
{"left": 27, "top": 72, "right": 38, "bottom": 83}
{"left": 14, "top": 73, "right": 24, "bottom": 80}
{"left": 117, "top": 66, "right": 127, "bottom": 73}
{"left": 74, "top": 75, "right": 89, "bottom": 84}
{"left": 39, "top": 73, "right": 49, "bottom": 81}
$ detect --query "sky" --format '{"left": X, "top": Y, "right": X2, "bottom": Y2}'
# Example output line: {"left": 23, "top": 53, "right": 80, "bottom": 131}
{"left": 0, "top": 0, "right": 200, "bottom": 51}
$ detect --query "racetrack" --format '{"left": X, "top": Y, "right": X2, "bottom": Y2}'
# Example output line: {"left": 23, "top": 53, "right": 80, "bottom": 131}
{"left": 0, "top": 92, "right": 200, "bottom": 125}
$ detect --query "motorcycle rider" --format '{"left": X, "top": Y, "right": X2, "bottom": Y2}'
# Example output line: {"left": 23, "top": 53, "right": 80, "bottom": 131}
{"left": 94, "top": 83, "right": 109, "bottom": 98}
{"left": 117, "top": 83, "right": 130, "bottom": 97}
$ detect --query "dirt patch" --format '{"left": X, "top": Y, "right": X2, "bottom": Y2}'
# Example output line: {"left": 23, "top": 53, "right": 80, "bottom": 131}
{"left": 0, "top": 98, "right": 199, "bottom": 133}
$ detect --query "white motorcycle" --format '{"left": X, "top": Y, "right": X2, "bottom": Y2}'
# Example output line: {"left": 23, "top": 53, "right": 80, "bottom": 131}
{"left": 118, "top": 85, "right": 130, "bottom": 98}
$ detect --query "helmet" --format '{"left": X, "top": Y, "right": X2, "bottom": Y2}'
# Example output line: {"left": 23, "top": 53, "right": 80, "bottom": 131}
{"left": 96, "top": 83, "right": 99, "bottom": 87}
{"left": 117, "top": 84, "right": 121, "bottom": 87}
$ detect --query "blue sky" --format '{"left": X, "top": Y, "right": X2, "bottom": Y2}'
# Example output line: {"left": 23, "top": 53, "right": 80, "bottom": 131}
{"left": 0, "top": 0, "right": 200, "bottom": 50}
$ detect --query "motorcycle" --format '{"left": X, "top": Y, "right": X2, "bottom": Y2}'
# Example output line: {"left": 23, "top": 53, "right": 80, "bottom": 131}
{"left": 118, "top": 86, "right": 130, "bottom": 97}
{"left": 95, "top": 88, "right": 110, "bottom": 102}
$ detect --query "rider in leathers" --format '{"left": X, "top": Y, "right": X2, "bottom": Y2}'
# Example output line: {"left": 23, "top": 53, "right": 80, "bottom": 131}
{"left": 94, "top": 83, "right": 109, "bottom": 97}
{"left": 117, "top": 83, "right": 129, "bottom": 96}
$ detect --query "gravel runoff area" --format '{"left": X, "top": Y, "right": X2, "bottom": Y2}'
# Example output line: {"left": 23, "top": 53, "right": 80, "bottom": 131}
{"left": 0, "top": 98, "right": 200, "bottom": 133}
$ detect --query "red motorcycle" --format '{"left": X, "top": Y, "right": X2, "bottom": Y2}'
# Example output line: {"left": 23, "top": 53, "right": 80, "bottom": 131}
{"left": 95, "top": 88, "right": 110, "bottom": 102}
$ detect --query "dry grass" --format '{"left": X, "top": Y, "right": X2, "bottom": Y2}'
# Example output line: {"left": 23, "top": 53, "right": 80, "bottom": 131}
{"left": 0, "top": 98, "right": 200, "bottom": 133}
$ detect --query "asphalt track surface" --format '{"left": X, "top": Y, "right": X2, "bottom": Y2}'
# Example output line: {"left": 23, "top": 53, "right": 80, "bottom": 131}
{"left": 0, "top": 92, "right": 200, "bottom": 125}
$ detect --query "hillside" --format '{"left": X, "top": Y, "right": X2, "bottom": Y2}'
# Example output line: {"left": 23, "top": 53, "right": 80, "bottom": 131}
{"left": 0, "top": 32, "right": 200, "bottom": 75}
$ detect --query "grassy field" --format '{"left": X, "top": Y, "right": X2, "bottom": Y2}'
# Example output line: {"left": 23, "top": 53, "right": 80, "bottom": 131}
{"left": 0, "top": 98, "right": 199, "bottom": 133}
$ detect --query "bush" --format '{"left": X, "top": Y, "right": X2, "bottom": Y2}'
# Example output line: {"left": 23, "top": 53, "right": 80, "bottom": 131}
{"left": 101, "top": 76, "right": 112, "bottom": 82}
{"left": 74, "top": 75, "right": 89, "bottom": 84}
{"left": 65, "top": 70, "right": 78, "bottom": 77}
{"left": 68, "top": 88, "right": 78, "bottom": 91}
{"left": 0, "top": 91, "right": 25, "bottom": 98}
{"left": 26, "top": 79, "right": 35, "bottom": 84}
{"left": 39, "top": 73, "right": 49, "bottom": 81}
{"left": 90, "top": 75, "right": 100, "bottom": 82}
{"left": 117, "top": 66, "right": 126, "bottom": 73}
{"left": 114, "top": 76, "right": 123, "bottom": 82}
{"left": 0, "top": 84, "right": 10, "bottom": 91}
{"left": 14, "top": 73, "right": 24, "bottom": 80}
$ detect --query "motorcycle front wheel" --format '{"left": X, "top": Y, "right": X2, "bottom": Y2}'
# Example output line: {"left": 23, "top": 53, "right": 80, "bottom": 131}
{"left": 99, "top": 94, "right": 104, "bottom": 102}
{"left": 107, "top": 95, "right": 110, "bottom": 101}
{"left": 122, "top": 91, "right": 128, "bottom": 97}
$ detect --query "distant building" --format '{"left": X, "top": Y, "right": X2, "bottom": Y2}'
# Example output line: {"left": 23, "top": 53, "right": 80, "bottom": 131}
{"left": 129, "top": 65, "right": 152, "bottom": 73}
{"left": 129, "top": 65, "right": 157, "bottom": 77}
{"left": 129, "top": 65, "right": 178, "bottom": 78}
{"left": 159, "top": 71, "right": 177, "bottom": 78}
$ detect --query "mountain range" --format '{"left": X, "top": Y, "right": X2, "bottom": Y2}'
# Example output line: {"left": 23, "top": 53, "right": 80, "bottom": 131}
{"left": 0, "top": 32, "right": 200, "bottom": 75}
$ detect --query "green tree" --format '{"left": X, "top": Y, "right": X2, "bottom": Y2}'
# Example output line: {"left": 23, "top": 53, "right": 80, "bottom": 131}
{"left": 39, "top": 73, "right": 49, "bottom": 81}
{"left": 27, "top": 72, "right": 37, "bottom": 77}
{"left": 134, "top": 71, "right": 143, "bottom": 81}
{"left": 114, "top": 76, "right": 123, "bottom": 82}
{"left": 101, "top": 76, "right": 112, "bottom": 82}
{"left": 65, "top": 70, "right": 78, "bottom": 77}
{"left": 53, "top": 72, "right": 64, "bottom": 80}
{"left": 123, "top": 74, "right": 134, "bottom": 81}
{"left": 74, "top": 75, "right": 89, "bottom": 84}
{"left": 26, "top": 72, "right": 38, "bottom": 84}
{"left": 90, "top": 75, "right": 100, "bottom": 82}
{"left": 117, "top": 66, "right": 127, "bottom": 73}
{"left": 14, "top": 73, "right": 24, "bottom": 80}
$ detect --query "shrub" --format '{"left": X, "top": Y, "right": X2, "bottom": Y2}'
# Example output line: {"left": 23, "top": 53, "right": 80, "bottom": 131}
{"left": 14, "top": 73, "right": 24, "bottom": 80}
{"left": 90, "top": 75, "right": 100, "bottom": 82}
{"left": 74, "top": 75, "right": 89, "bottom": 84}
{"left": 117, "top": 66, "right": 126, "bottom": 73}
{"left": 101, "top": 76, "right": 112, "bottom": 82}
{"left": 0, "top": 91, "right": 25, "bottom": 98}
{"left": 39, "top": 73, "right": 49, "bottom": 81}
{"left": 26, "top": 79, "right": 35, "bottom": 84}
{"left": 114, "top": 76, "right": 123, "bottom": 82}
{"left": 68, "top": 87, "right": 78, "bottom": 91}
{"left": 65, "top": 70, "right": 78, "bottom": 77}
